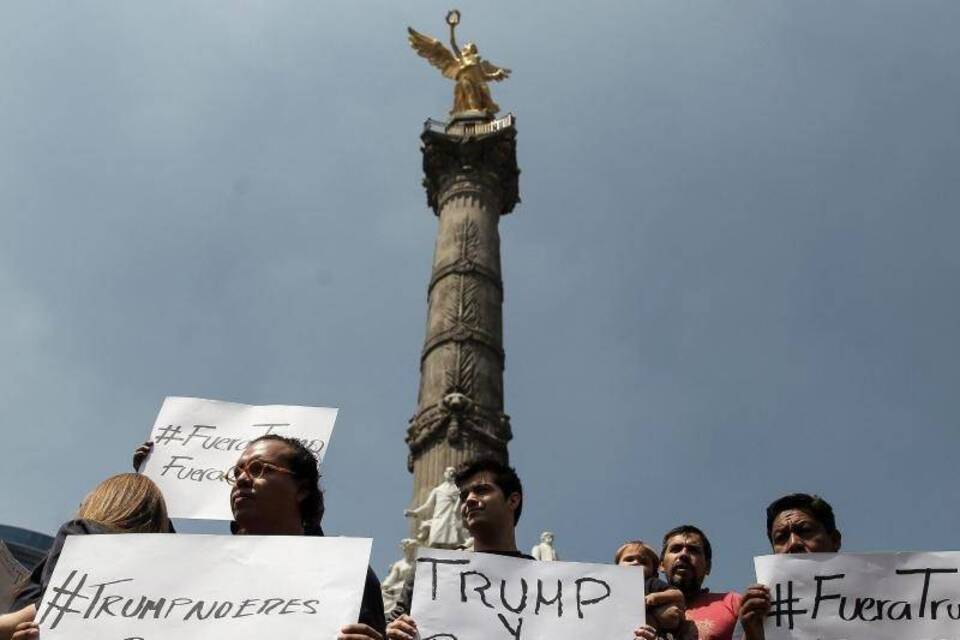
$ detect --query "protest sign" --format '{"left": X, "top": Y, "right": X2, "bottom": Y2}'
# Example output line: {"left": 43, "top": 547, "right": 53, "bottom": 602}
{"left": 755, "top": 551, "right": 960, "bottom": 640}
{"left": 139, "top": 396, "right": 337, "bottom": 520}
{"left": 411, "top": 548, "right": 646, "bottom": 640}
{"left": 36, "top": 534, "right": 371, "bottom": 640}
{"left": 0, "top": 540, "right": 28, "bottom": 612}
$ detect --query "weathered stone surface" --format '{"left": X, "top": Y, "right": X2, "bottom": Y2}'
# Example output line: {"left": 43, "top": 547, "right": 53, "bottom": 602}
{"left": 406, "top": 116, "right": 520, "bottom": 510}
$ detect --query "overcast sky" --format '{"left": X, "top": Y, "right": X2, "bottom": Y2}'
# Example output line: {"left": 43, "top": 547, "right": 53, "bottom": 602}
{"left": 1, "top": 0, "right": 958, "bottom": 591}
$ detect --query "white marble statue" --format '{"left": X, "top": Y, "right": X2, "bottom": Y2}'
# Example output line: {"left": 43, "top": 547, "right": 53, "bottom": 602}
{"left": 404, "top": 466, "right": 468, "bottom": 548}
{"left": 531, "top": 531, "right": 558, "bottom": 561}
{"left": 381, "top": 538, "right": 418, "bottom": 612}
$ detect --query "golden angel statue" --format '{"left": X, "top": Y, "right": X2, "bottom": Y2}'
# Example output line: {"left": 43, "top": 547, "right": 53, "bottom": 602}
{"left": 408, "top": 10, "right": 511, "bottom": 118}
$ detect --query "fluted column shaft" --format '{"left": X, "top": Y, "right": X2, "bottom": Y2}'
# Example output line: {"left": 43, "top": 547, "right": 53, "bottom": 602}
{"left": 406, "top": 117, "right": 520, "bottom": 509}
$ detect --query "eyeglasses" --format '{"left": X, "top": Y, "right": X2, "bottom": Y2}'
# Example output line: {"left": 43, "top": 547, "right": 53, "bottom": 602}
{"left": 225, "top": 460, "right": 295, "bottom": 484}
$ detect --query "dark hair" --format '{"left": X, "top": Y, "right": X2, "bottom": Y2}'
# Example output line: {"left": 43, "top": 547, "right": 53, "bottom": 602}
{"left": 454, "top": 457, "right": 523, "bottom": 524}
{"left": 766, "top": 493, "right": 837, "bottom": 542}
{"left": 250, "top": 434, "right": 325, "bottom": 536}
{"left": 661, "top": 524, "right": 712, "bottom": 564}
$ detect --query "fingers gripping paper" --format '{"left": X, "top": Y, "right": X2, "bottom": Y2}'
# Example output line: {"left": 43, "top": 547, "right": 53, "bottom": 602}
{"left": 410, "top": 549, "right": 646, "bottom": 640}
{"left": 37, "top": 535, "right": 371, "bottom": 640}
{"left": 140, "top": 396, "right": 337, "bottom": 520}
{"left": 754, "top": 551, "right": 960, "bottom": 640}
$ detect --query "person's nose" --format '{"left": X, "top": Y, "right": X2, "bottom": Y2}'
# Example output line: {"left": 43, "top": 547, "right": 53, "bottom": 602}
{"left": 786, "top": 532, "right": 806, "bottom": 553}
{"left": 235, "top": 467, "right": 254, "bottom": 488}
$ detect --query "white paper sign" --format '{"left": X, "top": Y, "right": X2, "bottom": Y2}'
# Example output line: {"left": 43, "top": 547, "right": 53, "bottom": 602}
{"left": 37, "top": 534, "right": 371, "bottom": 640}
{"left": 140, "top": 396, "right": 338, "bottom": 520}
{"left": 755, "top": 551, "right": 960, "bottom": 640}
{"left": 411, "top": 548, "right": 646, "bottom": 640}
{"left": 0, "top": 540, "right": 28, "bottom": 612}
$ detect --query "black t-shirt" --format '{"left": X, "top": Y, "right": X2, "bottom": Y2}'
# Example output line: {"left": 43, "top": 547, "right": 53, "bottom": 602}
{"left": 357, "top": 565, "right": 387, "bottom": 634}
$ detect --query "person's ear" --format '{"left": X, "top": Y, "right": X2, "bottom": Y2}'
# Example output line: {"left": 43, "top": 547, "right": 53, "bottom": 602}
{"left": 506, "top": 491, "right": 521, "bottom": 513}
{"left": 296, "top": 480, "right": 309, "bottom": 506}
{"left": 830, "top": 530, "right": 842, "bottom": 552}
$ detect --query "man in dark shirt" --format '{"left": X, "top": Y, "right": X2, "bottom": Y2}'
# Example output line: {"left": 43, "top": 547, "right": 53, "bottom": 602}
{"left": 385, "top": 457, "right": 531, "bottom": 640}
{"left": 134, "top": 437, "right": 385, "bottom": 639}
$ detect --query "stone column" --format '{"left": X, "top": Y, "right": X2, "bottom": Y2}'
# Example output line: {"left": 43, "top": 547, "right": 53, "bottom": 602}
{"left": 406, "top": 116, "right": 520, "bottom": 509}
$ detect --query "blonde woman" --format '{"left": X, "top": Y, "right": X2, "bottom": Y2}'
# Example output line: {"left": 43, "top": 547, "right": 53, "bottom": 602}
{"left": 0, "top": 473, "right": 172, "bottom": 640}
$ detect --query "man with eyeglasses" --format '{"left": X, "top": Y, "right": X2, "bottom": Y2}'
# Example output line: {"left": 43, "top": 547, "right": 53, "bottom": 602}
{"left": 134, "top": 436, "right": 387, "bottom": 640}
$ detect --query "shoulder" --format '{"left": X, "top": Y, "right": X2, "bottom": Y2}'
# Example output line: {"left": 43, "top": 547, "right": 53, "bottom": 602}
{"left": 697, "top": 591, "right": 742, "bottom": 615}
{"left": 689, "top": 590, "right": 739, "bottom": 609}
{"left": 55, "top": 519, "right": 112, "bottom": 538}
{"left": 45, "top": 519, "right": 108, "bottom": 557}
{"left": 10, "top": 519, "right": 107, "bottom": 611}
{"left": 722, "top": 591, "right": 743, "bottom": 607}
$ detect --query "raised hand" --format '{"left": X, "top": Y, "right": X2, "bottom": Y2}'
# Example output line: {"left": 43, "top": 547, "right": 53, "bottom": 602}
{"left": 739, "top": 584, "right": 771, "bottom": 640}
{"left": 133, "top": 440, "right": 154, "bottom": 471}
{"left": 11, "top": 620, "right": 39, "bottom": 640}
{"left": 633, "top": 623, "right": 657, "bottom": 640}
{"left": 338, "top": 623, "right": 383, "bottom": 640}
{"left": 386, "top": 614, "right": 418, "bottom": 640}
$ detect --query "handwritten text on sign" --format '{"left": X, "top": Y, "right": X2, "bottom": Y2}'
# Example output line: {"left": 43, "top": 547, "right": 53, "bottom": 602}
{"left": 755, "top": 551, "right": 960, "bottom": 640}
{"left": 410, "top": 549, "right": 646, "bottom": 640}
{"left": 37, "top": 534, "right": 371, "bottom": 640}
{"left": 139, "top": 397, "right": 337, "bottom": 520}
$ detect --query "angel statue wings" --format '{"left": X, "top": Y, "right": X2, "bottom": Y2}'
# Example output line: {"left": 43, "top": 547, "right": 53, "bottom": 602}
{"left": 408, "top": 10, "right": 511, "bottom": 118}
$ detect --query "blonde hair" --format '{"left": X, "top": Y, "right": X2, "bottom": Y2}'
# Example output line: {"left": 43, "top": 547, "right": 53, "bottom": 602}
{"left": 76, "top": 473, "right": 170, "bottom": 533}
{"left": 614, "top": 539, "right": 660, "bottom": 568}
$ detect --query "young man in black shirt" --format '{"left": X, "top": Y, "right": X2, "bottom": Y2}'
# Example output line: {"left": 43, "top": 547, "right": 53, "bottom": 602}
{"left": 386, "top": 457, "right": 530, "bottom": 639}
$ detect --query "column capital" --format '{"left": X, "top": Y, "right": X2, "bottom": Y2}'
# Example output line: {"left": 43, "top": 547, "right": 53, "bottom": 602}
{"left": 421, "top": 114, "right": 520, "bottom": 216}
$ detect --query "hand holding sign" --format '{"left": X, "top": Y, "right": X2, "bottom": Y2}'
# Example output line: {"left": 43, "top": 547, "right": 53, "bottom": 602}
{"left": 754, "top": 551, "right": 960, "bottom": 640}
{"left": 409, "top": 549, "right": 646, "bottom": 640}
{"left": 37, "top": 535, "right": 371, "bottom": 640}
{"left": 133, "top": 441, "right": 154, "bottom": 471}
{"left": 139, "top": 397, "right": 337, "bottom": 520}
{"left": 10, "top": 620, "right": 38, "bottom": 640}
